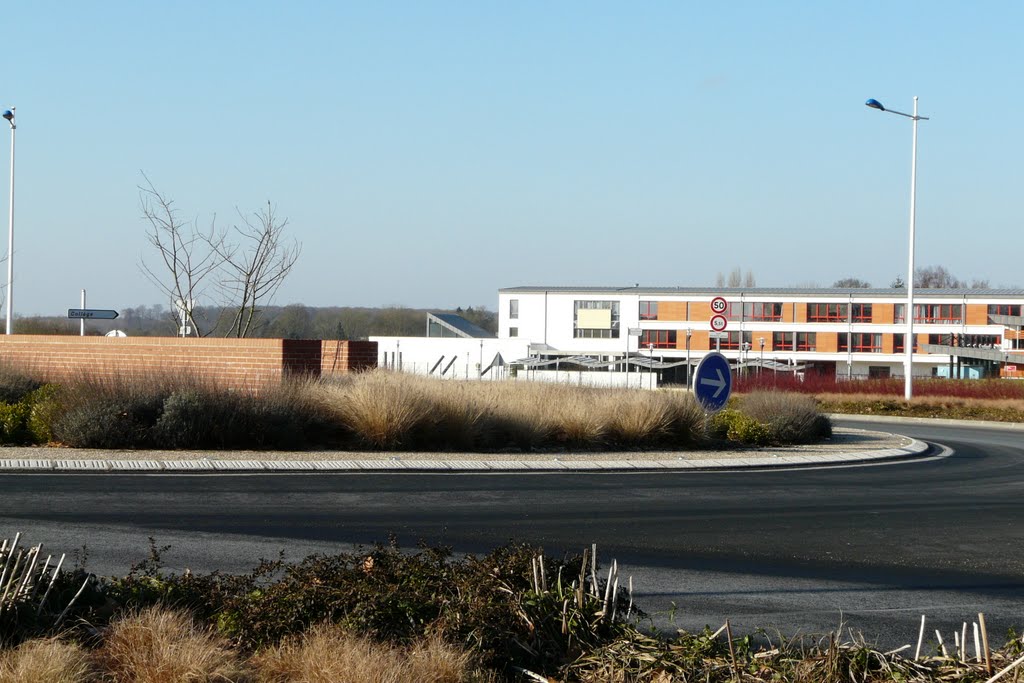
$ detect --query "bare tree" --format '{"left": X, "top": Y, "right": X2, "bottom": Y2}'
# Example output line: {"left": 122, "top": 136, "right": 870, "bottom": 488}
{"left": 914, "top": 265, "right": 964, "bottom": 289}
{"left": 138, "top": 176, "right": 223, "bottom": 336}
{"left": 833, "top": 277, "right": 871, "bottom": 288}
{"left": 213, "top": 202, "right": 301, "bottom": 338}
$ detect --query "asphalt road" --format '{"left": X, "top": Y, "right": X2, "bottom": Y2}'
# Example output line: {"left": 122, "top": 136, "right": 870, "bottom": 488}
{"left": 2, "top": 418, "right": 1023, "bottom": 649}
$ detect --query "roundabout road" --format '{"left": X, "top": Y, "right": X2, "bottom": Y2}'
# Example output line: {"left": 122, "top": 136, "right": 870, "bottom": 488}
{"left": 2, "top": 418, "right": 1023, "bottom": 648}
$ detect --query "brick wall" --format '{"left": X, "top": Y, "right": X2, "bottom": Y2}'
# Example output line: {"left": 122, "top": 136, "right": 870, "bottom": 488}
{"left": 0, "top": 336, "right": 377, "bottom": 390}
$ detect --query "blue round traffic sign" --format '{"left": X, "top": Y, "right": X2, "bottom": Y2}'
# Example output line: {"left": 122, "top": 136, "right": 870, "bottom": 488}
{"left": 693, "top": 352, "right": 732, "bottom": 412}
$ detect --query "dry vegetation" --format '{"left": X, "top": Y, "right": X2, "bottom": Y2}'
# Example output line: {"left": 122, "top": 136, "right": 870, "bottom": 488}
{"left": 0, "top": 366, "right": 829, "bottom": 451}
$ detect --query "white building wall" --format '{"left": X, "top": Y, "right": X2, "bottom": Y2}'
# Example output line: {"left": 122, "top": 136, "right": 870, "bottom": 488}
{"left": 370, "top": 336, "right": 531, "bottom": 379}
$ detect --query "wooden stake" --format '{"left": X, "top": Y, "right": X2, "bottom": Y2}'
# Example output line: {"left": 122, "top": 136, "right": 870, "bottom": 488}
{"left": 915, "top": 614, "right": 926, "bottom": 660}
{"left": 935, "top": 630, "right": 948, "bottom": 658}
{"left": 725, "top": 619, "right": 739, "bottom": 681}
{"left": 975, "top": 622, "right": 982, "bottom": 663}
{"left": 980, "top": 612, "right": 992, "bottom": 675}
{"left": 962, "top": 622, "right": 969, "bottom": 662}
{"left": 36, "top": 553, "right": 65, "bottom": 616}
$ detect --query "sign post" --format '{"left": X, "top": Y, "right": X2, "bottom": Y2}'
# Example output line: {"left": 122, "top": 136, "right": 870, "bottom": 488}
{"left": 693, "top": 351, "right": 732, "bottom": 413}
{"left": 67, "top": 309, "right": 119, "bottom": 320}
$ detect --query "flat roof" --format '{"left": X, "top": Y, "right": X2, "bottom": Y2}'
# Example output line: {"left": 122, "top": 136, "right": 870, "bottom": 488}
{"left": 498, "top": 286, "right": 1024, "bottom": 298}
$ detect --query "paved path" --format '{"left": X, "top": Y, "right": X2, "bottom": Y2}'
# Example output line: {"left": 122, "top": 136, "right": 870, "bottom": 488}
{"left": 0, "top": 427, "right": 926, "bottom": 472}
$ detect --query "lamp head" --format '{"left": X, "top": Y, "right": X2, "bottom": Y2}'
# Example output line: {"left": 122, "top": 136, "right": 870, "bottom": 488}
{"left": 865, "top": 98, "right": 885, "bottom": 111}
{"left": 2, "top": 110, "right": 12, "bottom": 122}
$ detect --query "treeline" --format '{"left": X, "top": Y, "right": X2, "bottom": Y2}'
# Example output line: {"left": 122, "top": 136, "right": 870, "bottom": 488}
{"left": 14, "top": 304, "right": 497, "bottom": 339}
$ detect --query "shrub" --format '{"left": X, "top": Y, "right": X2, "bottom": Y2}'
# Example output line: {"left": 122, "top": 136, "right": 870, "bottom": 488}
{"left": 0, "top": 401, "right": 31, "bottom": 444}
{"left": 0, "top": 366, "right": 42, "bottom": 404}
{"left": 711, "top": 409, "right": 773, "bottom": 445}
{"left": 740, "top": 391, "right": 832, "bottom": 444}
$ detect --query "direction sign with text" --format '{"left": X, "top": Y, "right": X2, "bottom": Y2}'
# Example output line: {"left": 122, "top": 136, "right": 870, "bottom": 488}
{"left": 67, "top": 309, "right": 119, "bottom": 320}
{"left": 693, "top": 352, "right": 732, "bottom": 412}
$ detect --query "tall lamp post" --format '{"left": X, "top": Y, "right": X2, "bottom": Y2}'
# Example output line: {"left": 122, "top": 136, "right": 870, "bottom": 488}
{"left": 2, "top": 108, "right": 14, "bottom": 336}
{"left": 865, "top": 97, "right": 928, "bottom": 400}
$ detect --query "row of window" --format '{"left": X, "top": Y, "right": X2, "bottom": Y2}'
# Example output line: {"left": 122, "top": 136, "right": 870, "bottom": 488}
{"left": 516, "top": 299, "right": 1023, "bottom": 327}
{"left": 639, "top": 331, "right": 933, "bottom": 353}
{"left": 637, "top": 301, "right": 971, "bottom": 324}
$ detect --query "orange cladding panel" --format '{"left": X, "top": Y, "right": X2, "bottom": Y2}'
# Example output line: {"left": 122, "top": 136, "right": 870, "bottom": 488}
{"left": 965, "top": 304, "right": 988, "bottom": 326}
{"left": 690, "top": 302, "right": 713, "bottom": 321}
{"left": 659, "top": 301, "right": 687, "bottom": 321}
{"left": 818, "top": 333, "right": 839, "bottom": 353}
{"left": 875, "top": 304, "right": 895, "bottom": 324}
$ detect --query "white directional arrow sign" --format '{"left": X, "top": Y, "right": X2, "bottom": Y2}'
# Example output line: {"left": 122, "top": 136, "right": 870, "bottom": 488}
{"left": 693, "top": 352, "right": 732, "bottom": 412}
{"left": 699, "top": 366, "right": 728, "bottom": 399}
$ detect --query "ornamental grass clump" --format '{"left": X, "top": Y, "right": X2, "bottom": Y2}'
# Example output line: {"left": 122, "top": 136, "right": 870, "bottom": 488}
{"left": 323, "top": 370, "right": 433, "bottom": 449}
{"left": 0, "top": 637, "right": 93, "bottom": 683}
{"left": 94, "top": 606, "right": 246, "bottom": 683}
{"left": 740, "top": 391, "right": 832, "bottom": 444}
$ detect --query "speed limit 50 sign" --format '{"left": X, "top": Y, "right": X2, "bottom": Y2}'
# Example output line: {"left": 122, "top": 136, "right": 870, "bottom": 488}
{"left": 710, "top": 296, "right": 728, "bottom": 314}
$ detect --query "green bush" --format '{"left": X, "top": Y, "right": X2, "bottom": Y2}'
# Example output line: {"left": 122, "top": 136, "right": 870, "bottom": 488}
{"left": 0, "top": 401, "right": 31, "bottom": 444}
{"left": 711, "top": 409, "right": 773, "bottom": 445}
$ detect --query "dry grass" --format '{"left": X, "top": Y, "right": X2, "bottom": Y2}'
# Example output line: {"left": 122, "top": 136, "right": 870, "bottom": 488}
{"left": 320, "top": 371, "right": 433, "bottom": 449}
{"left": 317, "top": 370, "right": 711, "bottom": 451}
{"left": 251, "top": 623, "right": 490, "bottom": 683}
{"left": 94, "top": 606, "right": 247, "bottom": 683}
{"left": 0, "top": 637, "right": 93, "bottom": 683}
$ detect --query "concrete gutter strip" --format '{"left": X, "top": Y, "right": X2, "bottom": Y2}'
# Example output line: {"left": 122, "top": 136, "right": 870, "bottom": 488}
{"left": 830, "top": 413, "right": 1024, "bottom": 431}
{"left": 0, "top": 427, "right": 930, "bottom": 473}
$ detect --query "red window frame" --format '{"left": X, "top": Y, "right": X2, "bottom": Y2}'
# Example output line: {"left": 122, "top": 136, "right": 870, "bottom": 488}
{"left": 641, "top": 329, "right": 676, "bottom": 349}
{"left": 795, "top": 332, "right": 816, "bottom": 351}
{"left": 772, "top": 331, "right": 793, "bottom": 351}
{"left": 851, "top": 304, "right": 872, "bottom": 323}
{"left": 806, "top": 303, "right": 848, "bottom": 322}
{"left": 639, "top": 301, "right": 658, "bottom": 321}
{"left": 839, "top": 333, "right": 881, "bottom": 352}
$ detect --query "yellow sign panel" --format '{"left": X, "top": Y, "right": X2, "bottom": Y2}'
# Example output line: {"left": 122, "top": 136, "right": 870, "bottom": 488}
{"left": 577, "top": 308, "right": 612, "bottom": 329}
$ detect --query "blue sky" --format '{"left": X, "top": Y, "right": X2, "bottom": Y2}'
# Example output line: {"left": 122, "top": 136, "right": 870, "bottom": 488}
{"left": 2, "top": 1, "right": 1022, "bottom": 316}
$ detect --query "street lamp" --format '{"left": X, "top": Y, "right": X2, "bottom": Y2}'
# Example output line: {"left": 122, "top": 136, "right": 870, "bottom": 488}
{"left": 759, "top": 337, "right": 765, "bottom": 374}
{"left": 2, "top": 108, "right": 14, "bottom": 335}
{"left": 865, "top": 97, "right": 928, "bottom": 400}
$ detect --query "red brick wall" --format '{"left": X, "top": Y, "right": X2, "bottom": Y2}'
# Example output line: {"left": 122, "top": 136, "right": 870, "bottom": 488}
{"left": 0, "top": 336, "right": 377, "bottom": 390}
{"left": 321, "top": 340, "right": 377, "bottom": 375}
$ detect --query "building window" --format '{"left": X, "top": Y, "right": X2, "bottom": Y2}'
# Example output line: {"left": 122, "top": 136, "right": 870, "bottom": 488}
{"left": 895, "top": 303, "right": 963, "bottom": 324}
{"left": 509, "top": 299, "right": 519, "bottom": 319}
{"left": 573, "top": 300, "right": 620, "bottom": 339}
{"left": 724, "top": 302, "right": 783, "bottom": 321}
{"left": 795, "top": 332, "right": 816, "bottom": 351}
{"left": 641, "top": 329, "right": 676, "bottom": 349}
{"left": 851, "top": 303, "right": 872, "bottom": 323}
{"left": 806, "top": 303, "right": 848, "bottom": 322}
{"left": 744, "top": 302, "right": 783, "bottom": 321}
{"left": 509, "top": 327, "right": 518, "bottom": 338}
{"left": 988, "top": 304, "right": 1021, "bottom": 317}
{"left": 839, "top": 333, "right": 882, "bottom": 352}
{"left": 719, "top": 331, "right": 752, "bottom": 350}
{"left": 772, "top": 331, "right": 793, "bottom": 351}
{"left": 639, "top": 300, "right": 658, "bottom": 320}
{"left": 893, "top": 334, "right": 919, "bottom": 353}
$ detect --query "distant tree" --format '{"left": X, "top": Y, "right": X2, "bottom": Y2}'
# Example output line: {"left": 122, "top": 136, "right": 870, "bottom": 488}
{"left": 914, "top": 265, "right": 963, "bottom": 289}
{"left": 267, "top": 304, "right": 314, "bottom": 339}
{"left": 832, "top": 278, "right": 871, "bottom": 288}
{"left": 718, "top": 268, "right": 755, "bottom": 287}
{"left": 969, "top": 278, "right": 991, "bottom": 289}
{"left": 891, "top": 276, "right": 905, "bottom": 288}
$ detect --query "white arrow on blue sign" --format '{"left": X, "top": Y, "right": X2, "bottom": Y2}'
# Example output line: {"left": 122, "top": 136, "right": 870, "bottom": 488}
{"left": 693, "top": 352, "right": 732, "bottom": 412}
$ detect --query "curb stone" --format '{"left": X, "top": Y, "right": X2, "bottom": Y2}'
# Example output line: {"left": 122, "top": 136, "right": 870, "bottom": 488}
{"left": 0, "top": 435, "right": 931, "bottom": 474}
